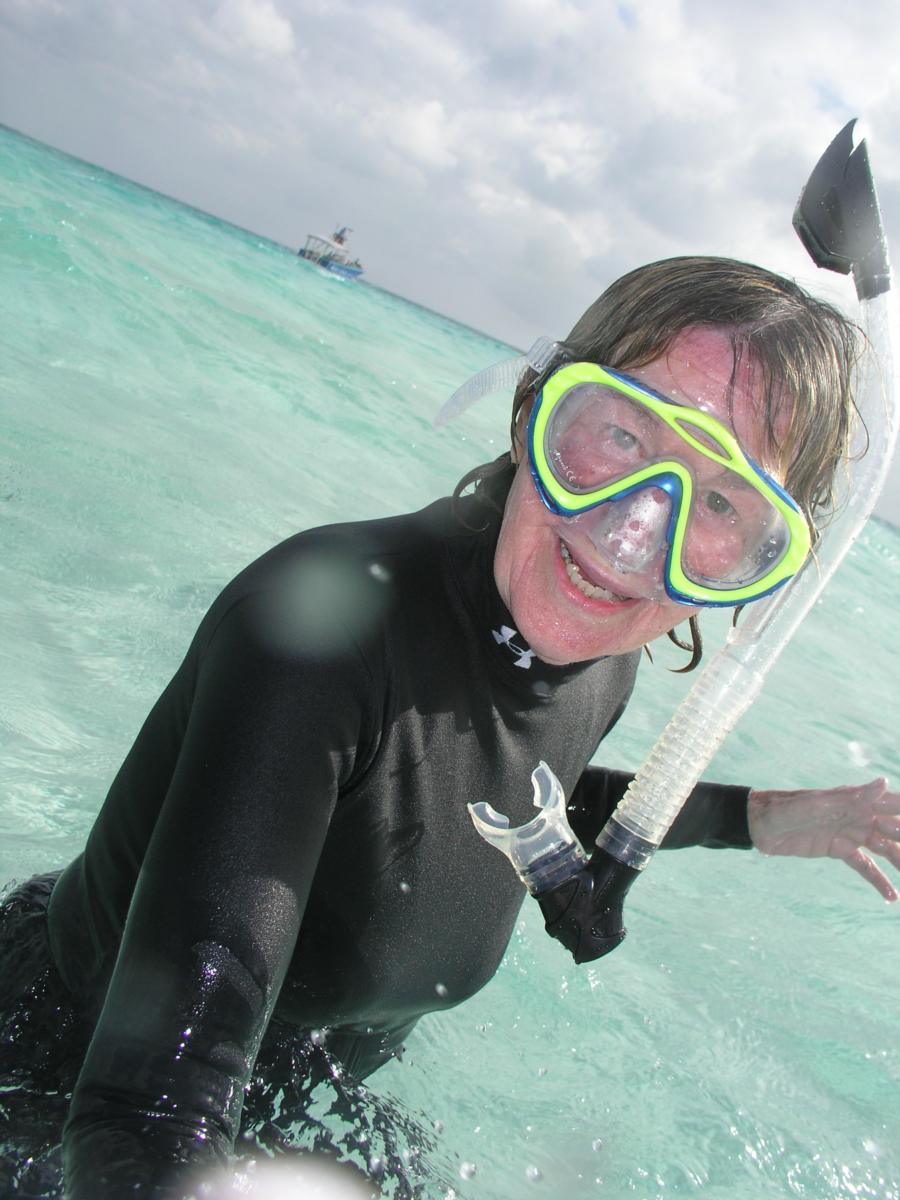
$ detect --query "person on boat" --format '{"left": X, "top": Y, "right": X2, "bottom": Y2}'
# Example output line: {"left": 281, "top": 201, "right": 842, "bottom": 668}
{"left": 1, "top": 256, "right": 898, "bottom": 1199}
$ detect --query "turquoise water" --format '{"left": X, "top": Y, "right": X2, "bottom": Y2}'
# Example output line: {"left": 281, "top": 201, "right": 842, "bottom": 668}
{"left": 2, "top": 124, "right": 899, "bottom": 1198}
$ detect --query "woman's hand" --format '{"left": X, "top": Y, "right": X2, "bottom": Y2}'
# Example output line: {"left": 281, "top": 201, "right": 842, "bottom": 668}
{"left": 747, "top": 778, "right": 900, "bottom": 901}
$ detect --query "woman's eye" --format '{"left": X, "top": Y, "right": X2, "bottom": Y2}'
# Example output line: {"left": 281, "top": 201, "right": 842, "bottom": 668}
{"left": 610, "top": 425, "right": 639, "bottom": 451}
{"left": 704, "top": 491, "right": 736, "bottom": 516}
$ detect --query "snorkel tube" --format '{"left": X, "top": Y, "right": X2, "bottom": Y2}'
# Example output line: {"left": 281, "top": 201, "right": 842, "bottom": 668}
{"left": 468, "top": 120, "right": 899, "bottom": 962}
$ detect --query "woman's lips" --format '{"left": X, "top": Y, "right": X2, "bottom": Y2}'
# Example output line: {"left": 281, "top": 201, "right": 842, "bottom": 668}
{"left": 558, "top": 540, "right": 641, "bottom": 605}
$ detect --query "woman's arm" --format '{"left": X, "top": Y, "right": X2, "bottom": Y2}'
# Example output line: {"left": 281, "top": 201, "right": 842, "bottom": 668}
{"left": 62, "top": 589, "right": 376, "bottom": 1198}
{"left": 566, "top": 766, "right": 753, "bottom": 851}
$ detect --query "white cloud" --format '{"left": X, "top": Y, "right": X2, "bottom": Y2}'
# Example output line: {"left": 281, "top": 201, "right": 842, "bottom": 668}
{"left": 384, "top": 99, "right": 459, "bottom": 170}
{"left": 195, "top": 0, "right": 296, "bottom": 59}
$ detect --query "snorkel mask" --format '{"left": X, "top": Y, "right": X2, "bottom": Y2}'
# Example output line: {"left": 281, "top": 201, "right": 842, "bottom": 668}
{"left": 443, "top": 120, "right": 898, "bottom": 963}
{"left": 527, "top": 361, "right": 810, "bottom": 607}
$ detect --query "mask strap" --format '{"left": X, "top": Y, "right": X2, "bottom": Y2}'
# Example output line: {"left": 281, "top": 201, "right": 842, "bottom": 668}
{"left": 435, "top": 337, "right": 560, "bottom": 427}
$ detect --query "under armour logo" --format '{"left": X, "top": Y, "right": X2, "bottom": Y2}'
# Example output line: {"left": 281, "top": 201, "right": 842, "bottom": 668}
{"left": 492, "top": 624, "right": 535, "bottom": 669}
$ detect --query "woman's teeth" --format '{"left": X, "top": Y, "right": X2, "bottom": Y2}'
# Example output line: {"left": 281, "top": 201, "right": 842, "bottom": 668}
{"left": 560, "top": 543, "right": 631, "bottom": 602}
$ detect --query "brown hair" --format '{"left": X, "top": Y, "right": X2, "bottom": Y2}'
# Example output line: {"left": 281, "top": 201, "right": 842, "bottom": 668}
{"left": 455, "top": 256, "right": 861, "bottom": 669}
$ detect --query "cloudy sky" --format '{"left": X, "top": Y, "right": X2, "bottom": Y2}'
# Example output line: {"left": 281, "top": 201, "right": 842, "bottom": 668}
{"left": 2, "top": 0, "right": 900, "bottom": 519}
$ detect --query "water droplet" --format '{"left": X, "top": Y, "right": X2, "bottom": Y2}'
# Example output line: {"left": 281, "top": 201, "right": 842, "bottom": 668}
{"left": 435, "top": 982, "right": 449, "bottom": 998}
{"left": 526, "top": 1164, "right": 543, "bottom": 1182}
{"left": 369, "top": 1155, "right": 385, "bottom": 1177}
{"left": 400, "top": 881, "right": 412, "bottom": 895}
{"left": 368, "top": 561, "right": 391, "bottom": 583}
{"left": 433, "top": 1119, "right": 444, "bottom": 1133}
{"left": 310, "top": 1028, "right": 326, "bottom": 1046}
{"left": 537, "top": 1065, "right": 548, "bottom": 1077}
{"left": 592, "top": 1138, "right": 604, "bottom": 1152}
{"left": 460, "top": 1161, "right": 476, "bottom": 1180}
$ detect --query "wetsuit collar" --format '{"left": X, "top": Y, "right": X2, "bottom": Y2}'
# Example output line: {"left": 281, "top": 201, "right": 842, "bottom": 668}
{"left": 483, "top": 574, "right": 599, "bottom": 694}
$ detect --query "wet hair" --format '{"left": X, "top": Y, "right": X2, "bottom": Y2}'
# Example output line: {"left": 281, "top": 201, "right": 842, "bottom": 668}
{"left": 454, "top": 256, "right": 861, "bottom": 670}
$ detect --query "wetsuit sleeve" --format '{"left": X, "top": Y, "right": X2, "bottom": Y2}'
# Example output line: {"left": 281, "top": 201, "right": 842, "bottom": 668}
{"left": 62, "top": 590, "right": 377, "bottom": 1198}
{"left": 567, "top": 766, "right": 753, "bottom": 851}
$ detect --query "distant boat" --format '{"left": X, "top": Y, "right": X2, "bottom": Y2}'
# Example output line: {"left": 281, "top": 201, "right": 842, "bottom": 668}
{"left": 298, "top": 226, "right": 364, "bottom": 279}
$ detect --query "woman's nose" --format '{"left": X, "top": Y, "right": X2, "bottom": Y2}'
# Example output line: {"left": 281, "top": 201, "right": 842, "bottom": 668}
{"left": 584, "top": 488, "right": 671, "bottom": 574}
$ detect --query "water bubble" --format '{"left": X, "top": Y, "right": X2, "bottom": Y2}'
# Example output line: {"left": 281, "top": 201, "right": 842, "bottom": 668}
{"left": 435, "top": 982, "right": 449, "bottom": 998}
{"left": 537, "top": 1065, "right": 548, "bottom": 1077}
{"left": 592, "top": 1138, "right": 604, "bottom": 1152}
{"left": 368, "top": 1156, "right": 384, "bottom": 1177}
{"left": 399, "top": 881, "right": 412, "bottom": 895}
{"left": 433, "top": 1120, "right": 444, "bottom": 1134}
{"left": 526, "top": 1165, "right": 543, "bottom": 1182}
{"left": 368, "top": 562, "right": 391, "bottom": 583}
{"left": 459, "top": 1161, "right": 476, "bottom": 1180}
{"left": 310, "top": 1028, "right": 326, "bottom": 1046}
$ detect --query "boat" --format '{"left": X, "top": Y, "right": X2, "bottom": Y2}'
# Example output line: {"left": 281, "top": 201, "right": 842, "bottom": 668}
{"left": 297, "top": 226, "right": 364, "bottom": 279}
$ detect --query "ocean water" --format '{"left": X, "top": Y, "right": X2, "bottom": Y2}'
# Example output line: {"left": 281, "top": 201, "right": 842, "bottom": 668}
{"left": 1, "top": 124, "right": 899, "bottom": 1199}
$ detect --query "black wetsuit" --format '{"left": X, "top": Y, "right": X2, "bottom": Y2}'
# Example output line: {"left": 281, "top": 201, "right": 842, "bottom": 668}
{"left": 24, "top": 479, "right": 751, "bottom": 1196}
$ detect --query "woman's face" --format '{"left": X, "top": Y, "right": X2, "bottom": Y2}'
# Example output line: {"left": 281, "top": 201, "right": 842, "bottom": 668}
{"left": 493, "top": 325, "right": 781, "bottom": 666}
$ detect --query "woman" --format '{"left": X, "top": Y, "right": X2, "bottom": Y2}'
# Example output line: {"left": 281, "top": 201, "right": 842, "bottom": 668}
{"left": 2, "top": 256, "right": 898, "bottom": 1198}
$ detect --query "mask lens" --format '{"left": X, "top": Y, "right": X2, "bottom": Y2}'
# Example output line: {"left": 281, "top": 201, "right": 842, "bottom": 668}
{"left": 545, "top": 384, "right": 658, "bottom": 492}
{"left": 682, "top": 491, "right": 792, "bottom": 589}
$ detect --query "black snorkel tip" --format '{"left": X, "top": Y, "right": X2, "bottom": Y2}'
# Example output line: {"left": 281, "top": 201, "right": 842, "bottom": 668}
{"left": 793, "top": 118, "right": 891, "bottom": 300}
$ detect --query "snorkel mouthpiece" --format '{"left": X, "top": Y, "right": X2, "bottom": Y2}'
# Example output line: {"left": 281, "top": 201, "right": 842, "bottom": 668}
{"left": 468, "top": 762, "right": 588, "bottom": 895}
{"left": 469, "top": 763, "right": 640, "bottom": 962}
